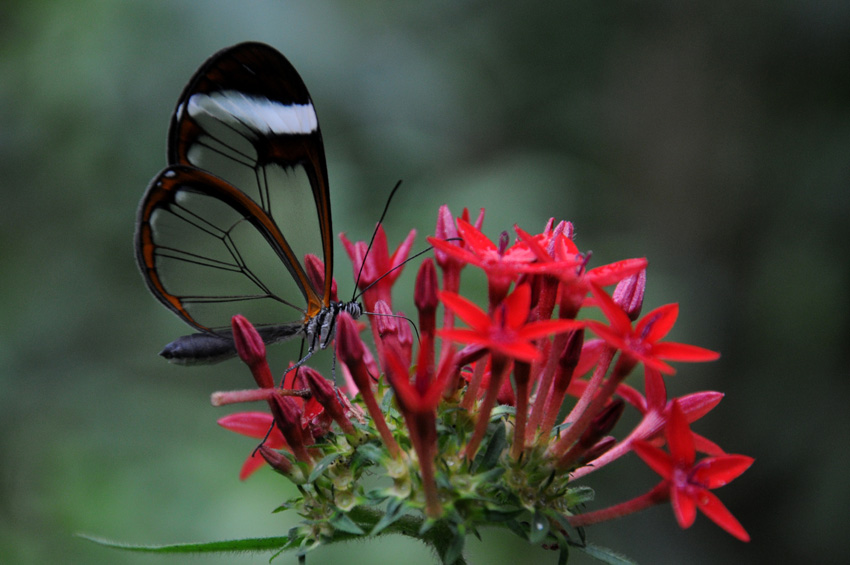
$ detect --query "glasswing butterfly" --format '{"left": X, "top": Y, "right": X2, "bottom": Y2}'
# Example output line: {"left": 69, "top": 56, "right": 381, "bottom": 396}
{"left": 135, "top": 42, "right": 362, "bottom": 365}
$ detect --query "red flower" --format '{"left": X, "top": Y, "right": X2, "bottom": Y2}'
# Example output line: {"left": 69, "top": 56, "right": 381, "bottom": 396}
{"left": 632, "top": 401, "right": 753, "bottom": 541}
{"left": 513, "top": 224, "right": 583, "bottom": 277}
{"left": 438, "top": 284, "right": 581, "bottom": 363}
{"left": 428, "top": 218, "right": 537, "bottom": 304}
{"left": 585, "top": 284, "right": 720, "bottom": 374}
{"left": 341, "top": 224, "right": 416, "bottom": 311}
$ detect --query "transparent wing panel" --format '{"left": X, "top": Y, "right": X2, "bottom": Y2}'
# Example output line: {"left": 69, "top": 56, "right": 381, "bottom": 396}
{"left": 143, "top": 172, "right": 316, "bottom": 332}
{"left": 177, "top": 100, "right": 326, "bottom": 302}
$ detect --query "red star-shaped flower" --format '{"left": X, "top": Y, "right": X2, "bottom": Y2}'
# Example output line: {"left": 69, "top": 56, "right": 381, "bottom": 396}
{"left": 438, "top": 283, "right": 581, "bottom": 363}
{"left": 585, "top": 283, "right": 720, "bottom": 374}
{"left": 632, "top": 400, "right": 753, "bottom": 541}
{"left": 341, "top": 224, "right": 416, "bottom": 311}
{"left": 428, "top": 218, "right": 537, "bottom": 303}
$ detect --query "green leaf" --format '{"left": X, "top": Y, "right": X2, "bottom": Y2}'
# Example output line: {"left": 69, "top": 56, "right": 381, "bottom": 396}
{"left": 370, "top": 497, "right": 405, "bottom": 536}
{"left": 528, "top": 508, "right": 550, "bottom": 544}
{"left": 574, "top": 543, "right": 638, "bottom": 565}
{"left": 354, "top": 442, "right": 384, "bottom": 464}
{"left": 545, "top": 509, "right": 573, "bottom": 536}
{"left": 329, "top": 511, "right": 366, "bottom": 535}
{"left": 482, "top": 504, "right": 523, "bottom": 522}
{"left": 272, "top": 498, "right": 299, "bottom": 513}
{"left": 474, "top": 466, "right": 505, "bottom": 484}
{"left": 567, "top": 485, "right": 596, "bottom": 505}
{"left": 442, "top": 523, "right": 466, "bottom": 565}
{"left": 380, "top": 386, "right": 395, "bottom": 412}
{"left": 307, "top": 452, "right": 342, "bottom": 483}
{"left": 77, "top": 534, "right": 291, "bottom": 554}
{"left": 472, "top": 421, "right": 506, "bottom": 473}
{"left": 504, "top": 519, "right": 528, "bottom": 541}
{"left": 551, "top": 528, "right": 570, "bottom": 565}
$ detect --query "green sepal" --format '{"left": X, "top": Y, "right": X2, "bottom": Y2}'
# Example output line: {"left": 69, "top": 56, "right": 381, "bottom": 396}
{"left": 441, "top": 522, "right": 466, "bottom": 565}
{"left": 528, "top": 507, "right": 551, "bottom": 543}
{"left": 473, "top": 420, "right": 507, "bottom": 472}
{"left": 307, "top": 452, "right": 343, "bottom": 483}
{"left": 369, "top": 497, "right": 405, "bottom": 536}
{"left": 329, "top": 511, "right": 366, "bottom": 535}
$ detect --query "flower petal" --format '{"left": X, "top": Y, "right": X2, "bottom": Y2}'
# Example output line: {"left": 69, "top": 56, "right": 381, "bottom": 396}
{"left": 671, "top": 487, "right": 698, "bottom": 529}
{"left": 218, "top": 412, "right": 276, "bottom": 439}
{"left": 643, "top": 367, "right": 668, "bottom": 412}
{"left": 637, "top": 304, "right": 678, "bottom": 342}
{"left": 692, "top": 455, "right": 754, "bottom": 488}
{"left": 632, "top": 440, "right": 674, "bottom": 479}
{"left": 456, "top": 217, "right": 497, "bottom": 254}
{"left": 583, "top": 321, "right": 628, "bottom": 351}
{"left": 652, "top": 342, "right": 720, "bottom": 362}
{"left": 590, "top": 284, "right": 633, "bottom": 335}
{"left": 585, "top": 258, "right": 648, "bottom": 286}
{"left": 437, "top": 328, "right": 494, "bottom": 348}
{"left": 677, "top": 391, "right": 724, "bottom": 422}
{"left": 695, "top": 489, "right": 751, "bottom": 542}
{"left": 666, "top": 401, "right": 696, "bottom": 466}
{"left": 439, "top": 291, "right": 491, "bottom": 331}
{"left": 239, "top": 450, "right": 269, "bottom": 481}
{"left": 427, "top": 236, "right": 482, "bottom": 267}
{"left": 692, "top": 433, "right": 727, "bottom": 457}
{"left": 494, "top": 341, "right": 542, "bottom": 363}
{"left": 504, "top": 284, "right": 532, "bottom": 328}
{"left": 517, "top": 319, "right": 583, "bottom": 340}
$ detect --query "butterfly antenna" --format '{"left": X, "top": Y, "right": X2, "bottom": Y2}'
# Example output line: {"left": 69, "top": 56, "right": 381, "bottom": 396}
{"left": 352, "top": 180, "right": 404, "bottom": 300}
{"left": 353, "top": 245, "right": 434, "bottom": 302}
{"left": 365, "top": 310, "right": 422, "bottom": 344}
{"left": 353, "top": 238, "right": 461, "bottom": 303}
{"left": 252, "top": 421, "right": 277, "bottom": 458}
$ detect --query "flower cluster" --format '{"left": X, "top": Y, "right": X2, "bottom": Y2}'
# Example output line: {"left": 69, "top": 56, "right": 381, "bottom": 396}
{"left": 212, "top": 207, "right": 753, "bottom": 562}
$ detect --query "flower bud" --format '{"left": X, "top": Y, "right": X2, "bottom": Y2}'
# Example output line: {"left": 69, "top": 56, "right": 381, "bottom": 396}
{"left": 305, "top": 254, "right": 338, "bottom": 302}
{"left": 231, "top": 315, "right": 274, "bottom": 389}
{"left": 559, "top": 328, "right": 585, "bottom": 370}
{"left": 304, "top": 368, "right": 356, "bottom": 435}
{"left": 258, "top": 445, "right": 293, "bottom": 475}
{"left": 612, "top": 270, "right": 646, "bottom": 321}
{"left": 576, "top": 436, "right": 617, "bottom": 467}
{"left": 586, "top": 398, "right": 625, "bottom": 442}
{"left": 269, "top": 395, "right": 312, "bottom": 463}
{"left": 415, "top": 259, "right": 438, "bottom": 334}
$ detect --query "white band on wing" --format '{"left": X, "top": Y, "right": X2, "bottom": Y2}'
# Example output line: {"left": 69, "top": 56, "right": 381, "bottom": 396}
{"left": 187, "top": 91, "right": 318, "bottom": 135}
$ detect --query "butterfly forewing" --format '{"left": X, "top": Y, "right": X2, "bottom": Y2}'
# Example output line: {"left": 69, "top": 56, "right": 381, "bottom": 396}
{"left": 141, "top": 167, "right": 318, "bottom": 331}
{"left": 136, "top": 43, "right": 335, "bottom": 354}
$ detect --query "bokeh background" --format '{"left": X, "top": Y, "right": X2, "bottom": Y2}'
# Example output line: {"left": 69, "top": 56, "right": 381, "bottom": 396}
{"left": 2, "top": 1, "right": 848, "bottom": 564}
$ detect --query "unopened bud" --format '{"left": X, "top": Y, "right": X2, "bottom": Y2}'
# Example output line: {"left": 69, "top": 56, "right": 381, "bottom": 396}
{"left": 612, "top": 270, "right": 646, "bottom": 321}
{"left": 304, "top": 369, "right": 356, "bottom": 435}
{"left": 584, "top": 399, "right": 625, "bottom": 446}
{"left": 305, "top": 254, "right": 338, "bottom": 302}
{"left": 269, "top": 395, "right": 312, "bottom": 463}
{"left": 577, "top": 436, "right": 617, "bottom": 467}
{"left": 231, "top": 315, "right": 274, "bottom": 389}
{"left": 558, "top": 329, "right": 585, "bottom": 370}
{"left": 258, "top": 445, "right": 293, "bottom": 475}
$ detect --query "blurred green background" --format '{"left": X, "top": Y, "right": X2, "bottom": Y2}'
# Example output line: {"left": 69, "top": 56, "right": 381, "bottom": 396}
{"left": 2, "top": 1, "right": 848, "bottom": 564}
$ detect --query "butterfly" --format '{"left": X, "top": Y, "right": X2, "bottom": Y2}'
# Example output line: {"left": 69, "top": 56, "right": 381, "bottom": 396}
{"left": 135, "top": 42, "right": 362, "bottom": 365}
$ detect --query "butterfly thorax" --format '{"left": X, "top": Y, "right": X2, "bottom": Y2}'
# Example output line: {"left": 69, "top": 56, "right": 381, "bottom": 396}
{"left": 305, "top": 301, "right": 363, "bottom": 351}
